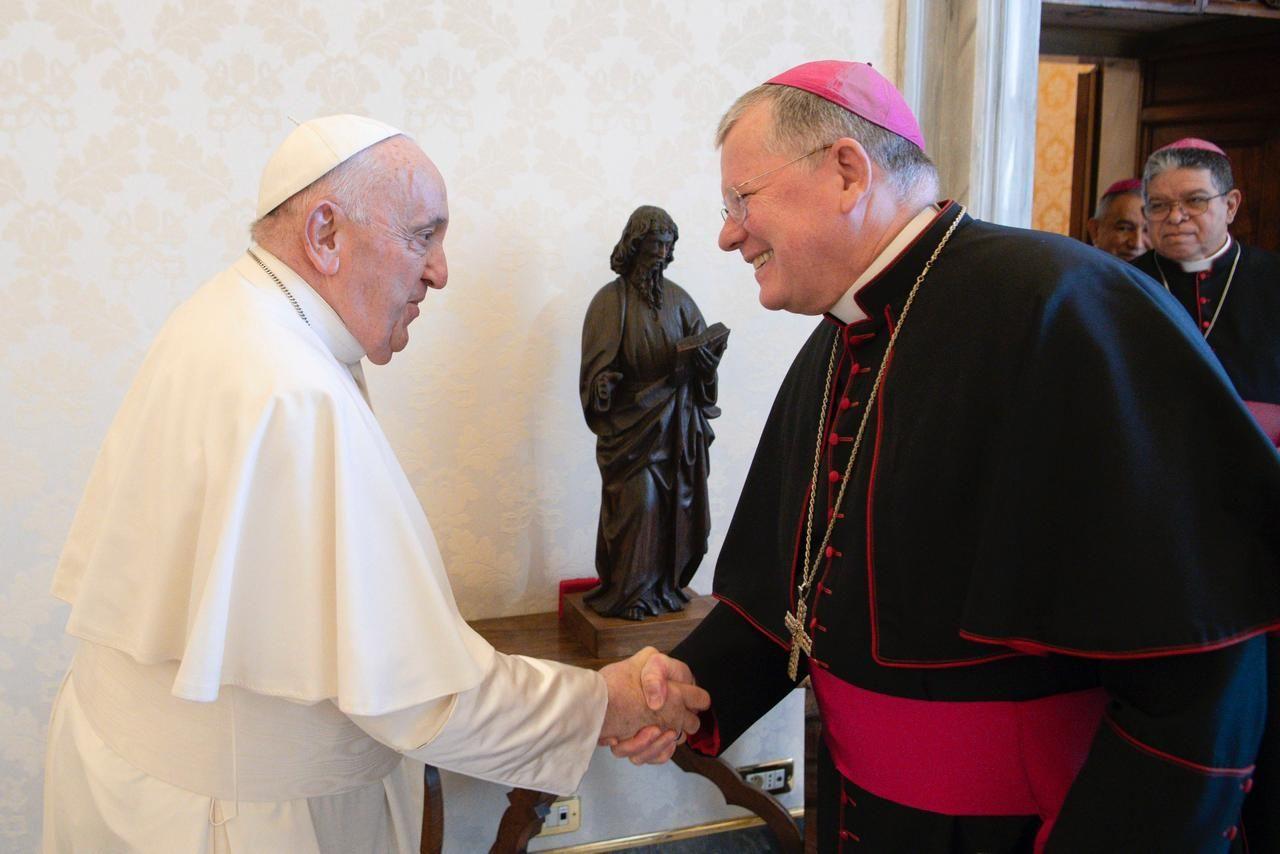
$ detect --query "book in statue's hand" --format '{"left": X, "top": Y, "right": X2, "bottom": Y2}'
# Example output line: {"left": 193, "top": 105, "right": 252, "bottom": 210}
{"left": 676, "top": 322, "right": 730, "bottom": 355}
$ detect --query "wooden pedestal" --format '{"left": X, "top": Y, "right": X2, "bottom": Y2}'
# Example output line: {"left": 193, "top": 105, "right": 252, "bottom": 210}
{"left": 560, "top": 590, "right": 714, "bottom": 658}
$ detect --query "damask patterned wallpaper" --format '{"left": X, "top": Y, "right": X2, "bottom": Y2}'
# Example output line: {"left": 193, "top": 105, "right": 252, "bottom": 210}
{"left": 0, "top": 1, "right": 898, "bottom": 848}
{"left": 1033, "top": 58, "right": 1094, "bottom": 236}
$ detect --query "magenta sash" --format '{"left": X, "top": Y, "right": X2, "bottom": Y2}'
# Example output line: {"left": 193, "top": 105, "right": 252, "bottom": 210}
{"left": 810, "top": 669, "right": 1107, "bottom": 850}
{"left": 1245, "top": 400, "right": 1280, "bottom": 447}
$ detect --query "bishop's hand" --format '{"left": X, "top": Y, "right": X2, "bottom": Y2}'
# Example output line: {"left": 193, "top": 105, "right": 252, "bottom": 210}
{"left": 598, "top": 647, "right": 709, "bottom": 765}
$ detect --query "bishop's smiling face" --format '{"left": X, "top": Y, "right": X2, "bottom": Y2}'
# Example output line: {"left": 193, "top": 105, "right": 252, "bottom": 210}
{"left": 716, "top": 102, "right": 849, "bottom": 316}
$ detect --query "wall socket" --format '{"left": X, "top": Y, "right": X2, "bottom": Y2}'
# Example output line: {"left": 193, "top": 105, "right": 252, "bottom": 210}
{"left": 538, "top": 795, "right": 581, "bottom": 836}
{"left": 737, "top": 758, "right": 794, "bottom": 795}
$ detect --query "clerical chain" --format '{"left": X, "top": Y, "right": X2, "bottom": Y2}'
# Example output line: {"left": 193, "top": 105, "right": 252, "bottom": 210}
{"left": 786, "top": 206, "right": 967, "bottom": 681}
{"left": 247, "top": 249, "right": 311, "bottom": 327}
{"left": 1153, "top": 242, "right": 1241, "bottom": 340}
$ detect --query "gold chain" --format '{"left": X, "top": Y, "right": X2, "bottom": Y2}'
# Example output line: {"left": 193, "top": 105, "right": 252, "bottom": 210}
{"left": 794, "top": 207, "right": 967, "bottom": 610}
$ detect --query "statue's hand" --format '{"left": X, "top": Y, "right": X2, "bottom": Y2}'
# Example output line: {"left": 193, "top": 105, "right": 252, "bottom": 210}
{"left": 692, "top": 344, "right": 722, "bottom": 380}
{"left": 598, "top": 647, "right": 710, "bottom": 765}
{"left": 595, "top": 370, "right": 624, "bottom": 406}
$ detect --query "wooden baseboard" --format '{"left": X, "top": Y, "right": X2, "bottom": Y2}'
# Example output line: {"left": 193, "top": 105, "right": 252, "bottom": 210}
{"left": 539, "top": 807, "right": 805, "bottom": 853}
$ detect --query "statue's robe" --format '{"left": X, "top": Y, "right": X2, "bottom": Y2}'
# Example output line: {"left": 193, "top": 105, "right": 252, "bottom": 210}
{"left": 580, "top": 277, "right": 719, "bottom": 618}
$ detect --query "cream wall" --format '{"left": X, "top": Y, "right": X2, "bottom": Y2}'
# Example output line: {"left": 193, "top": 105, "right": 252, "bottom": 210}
{"left": 1096, "top": 58, "right": 1141, "bottom": 194}
{"left": 0, "top": 0, "right": 900, "bottom": 849}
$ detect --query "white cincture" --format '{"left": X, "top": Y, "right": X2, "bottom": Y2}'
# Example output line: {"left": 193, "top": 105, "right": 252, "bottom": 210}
{"left": 71, "top": 642, "right": 402, "bottom": 804}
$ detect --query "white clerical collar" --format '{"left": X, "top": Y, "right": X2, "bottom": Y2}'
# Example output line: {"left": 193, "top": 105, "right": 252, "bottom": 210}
{"left": 243, "top": 244, "right": 366, "bottom": 367}
{"left": 1177, "top": 234, "right": 1233, "bottom": 273}
{"left": 827, "top": 204, "right": 941, "bottom": 324}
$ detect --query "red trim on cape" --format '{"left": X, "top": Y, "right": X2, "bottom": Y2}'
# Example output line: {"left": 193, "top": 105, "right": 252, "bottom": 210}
{"left": 808, "top": 341, "right": 862, "bottom": 634}
{"left": 850, "top": 201, "right": 957, "bottom": 320}
{"left": 1105, "top": 717, "right": 1255, "bottom": 777}
{"left": 958, "top": 619, "right": 1280, "bottom": 660}
{"left": 712, "top": 593, "right": 790, "bottom": 652}
{"left": 863, "top": 304, "right": 1016, "bottom": 669}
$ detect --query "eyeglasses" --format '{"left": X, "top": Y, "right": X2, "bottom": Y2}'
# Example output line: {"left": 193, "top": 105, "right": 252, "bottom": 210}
{"left": 1144, "top": 192, "right": 1228, "bottom": 221}
{"left": 721, "top": 145, "right": 832, "bottom": 224}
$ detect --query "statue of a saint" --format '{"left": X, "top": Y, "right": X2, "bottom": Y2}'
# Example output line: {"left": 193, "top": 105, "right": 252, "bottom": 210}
{"left": 580, "top": 206, "right": 728, "bottom": 620}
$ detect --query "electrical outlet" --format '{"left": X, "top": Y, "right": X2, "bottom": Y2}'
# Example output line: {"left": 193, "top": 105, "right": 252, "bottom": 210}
{"left": 537, "top": 795, "right": 581, "bottom": 836}
{"left": 738, "top": 759, "right": 794, "bottom": 795}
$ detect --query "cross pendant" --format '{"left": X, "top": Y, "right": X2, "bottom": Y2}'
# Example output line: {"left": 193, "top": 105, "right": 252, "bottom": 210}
{"left": 784, "top": 600, "right": 813, "bottom": 680}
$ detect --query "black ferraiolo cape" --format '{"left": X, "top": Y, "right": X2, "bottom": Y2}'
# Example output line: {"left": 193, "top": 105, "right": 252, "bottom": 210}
{"left": 674, "top": 203, "right": 1280, "bottom": 852}
{"left": 1134, "top": 239, "right": 1280, "bottom": 848}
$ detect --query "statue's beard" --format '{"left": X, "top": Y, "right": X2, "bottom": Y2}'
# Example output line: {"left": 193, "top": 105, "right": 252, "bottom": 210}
{"left": 628, "top": 262, "right": 664, "bottom": 311}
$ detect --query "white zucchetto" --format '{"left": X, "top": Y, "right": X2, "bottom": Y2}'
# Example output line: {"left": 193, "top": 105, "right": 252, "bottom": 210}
{"left": 256, "top": 114, "right": 402, "bottom": 218}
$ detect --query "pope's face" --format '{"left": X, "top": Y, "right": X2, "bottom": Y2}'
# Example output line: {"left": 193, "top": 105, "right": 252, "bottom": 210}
{"left": 338, "top": 140, "right": 449, "bottom": 365}
{"left": 1146, "top": 166, "right": 1239, "bottom": 263}
{"left": 716, "top": 103, "right": 847, "bottom": 315}
{"left": 1088, "top": 193, "right": 1149, "bottom": 261}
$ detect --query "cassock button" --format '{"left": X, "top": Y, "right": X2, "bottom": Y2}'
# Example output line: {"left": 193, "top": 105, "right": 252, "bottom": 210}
{"left": 838, "top": 397, "right": 852, "bottom": 411}
{"left": 825, "top": 545, "right": 836, "bottom": 558}
{"left": 828, "top": 470, "right": 841, "bottom": 483}
{"left": 1224, "top": 826, "right": 1239, "bottom": 841}
{"left": 1242, "top": 778, "right": 1254, "bottom": 793}
{"left": 829, "top": 432, "right": 841, "bottom": 446}
{"left": 1201, "top": 320, "right": 1211, "bottom": 330}
{"left": 1199, "top": 296, "right": 1210, "bottom": 305}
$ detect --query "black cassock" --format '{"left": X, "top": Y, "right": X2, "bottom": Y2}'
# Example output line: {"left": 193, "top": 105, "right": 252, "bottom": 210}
{"left": 1134, "top": 239, "right": 1280, "bottom": 847}
{"left": 580, "top": 278, "right": 718, "bottom": 618}
{"left": 674, "top": 203, "right": 1280, "bottom": 852}
{"left": 1132, "top": 240, "right": 1280, "bottom": 409}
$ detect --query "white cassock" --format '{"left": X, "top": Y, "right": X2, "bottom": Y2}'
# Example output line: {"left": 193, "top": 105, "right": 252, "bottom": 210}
{"left": 43, "top": 246, "right": 608, "bottom": 853}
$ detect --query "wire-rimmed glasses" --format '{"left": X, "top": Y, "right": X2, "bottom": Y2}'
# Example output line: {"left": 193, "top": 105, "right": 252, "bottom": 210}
{"left": 721, "top": 145, "right": 832, "bottom": 223}
{"left": 1144, "top": 192, "right": 1228, "bottom": 221}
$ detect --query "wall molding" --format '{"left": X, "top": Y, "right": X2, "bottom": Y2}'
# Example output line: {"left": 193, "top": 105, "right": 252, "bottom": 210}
{"left": 899, "top": 0, "right": 1042, "bottom": 226}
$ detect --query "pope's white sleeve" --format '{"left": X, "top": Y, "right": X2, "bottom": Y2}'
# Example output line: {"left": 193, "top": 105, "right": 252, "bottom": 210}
{"left": 348, "top": 652, "right": 608, "bottom": 795}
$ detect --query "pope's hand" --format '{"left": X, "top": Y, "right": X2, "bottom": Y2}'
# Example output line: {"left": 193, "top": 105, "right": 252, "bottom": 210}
{"left": 598, "top": 647, "right": 709, "bottom": 765}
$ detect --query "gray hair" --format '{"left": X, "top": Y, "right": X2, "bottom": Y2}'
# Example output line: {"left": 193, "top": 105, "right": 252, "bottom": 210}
{"left": 1094, "top": 186, "right": 1142, "bottom": 219}
{"left": 249, "top": 134, "right": 403, "bottom": 244}
{"left": 1142, "top": 146, "right": 1234, "bottom": 198}
{"left": 715, "top": 84, "right": 938, "bottom": 199}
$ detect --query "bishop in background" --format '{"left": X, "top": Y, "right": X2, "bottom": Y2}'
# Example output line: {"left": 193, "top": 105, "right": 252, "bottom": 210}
{"left": 580, "top": 206, "right": 728, "bottom": 621}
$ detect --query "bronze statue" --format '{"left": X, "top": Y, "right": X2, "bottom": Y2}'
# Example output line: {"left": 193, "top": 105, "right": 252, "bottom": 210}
{"left": 580, "top": 206, "right": 728, "bottom": 620}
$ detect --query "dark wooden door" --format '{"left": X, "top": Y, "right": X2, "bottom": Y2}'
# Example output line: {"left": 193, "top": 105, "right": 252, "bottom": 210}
{"left": 1139, "top": 32, "right": 1280, "bottom": 251}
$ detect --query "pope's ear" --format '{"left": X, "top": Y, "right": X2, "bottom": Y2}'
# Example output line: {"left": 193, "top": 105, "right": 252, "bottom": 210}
{"left": 302, "top": 200, "right": 342, "bottom": 276}
{"left": 832, "top": 138, "right": 872, "bottom": 214}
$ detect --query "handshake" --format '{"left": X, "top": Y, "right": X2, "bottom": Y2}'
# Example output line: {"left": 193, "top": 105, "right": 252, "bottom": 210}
{"left": 597, "top": 647, "right": 711, "bottom": 765}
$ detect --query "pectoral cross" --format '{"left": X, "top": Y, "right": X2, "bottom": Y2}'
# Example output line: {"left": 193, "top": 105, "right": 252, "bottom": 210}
{"left": 784, "top": 600, "right": 812, "bottom": 680}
